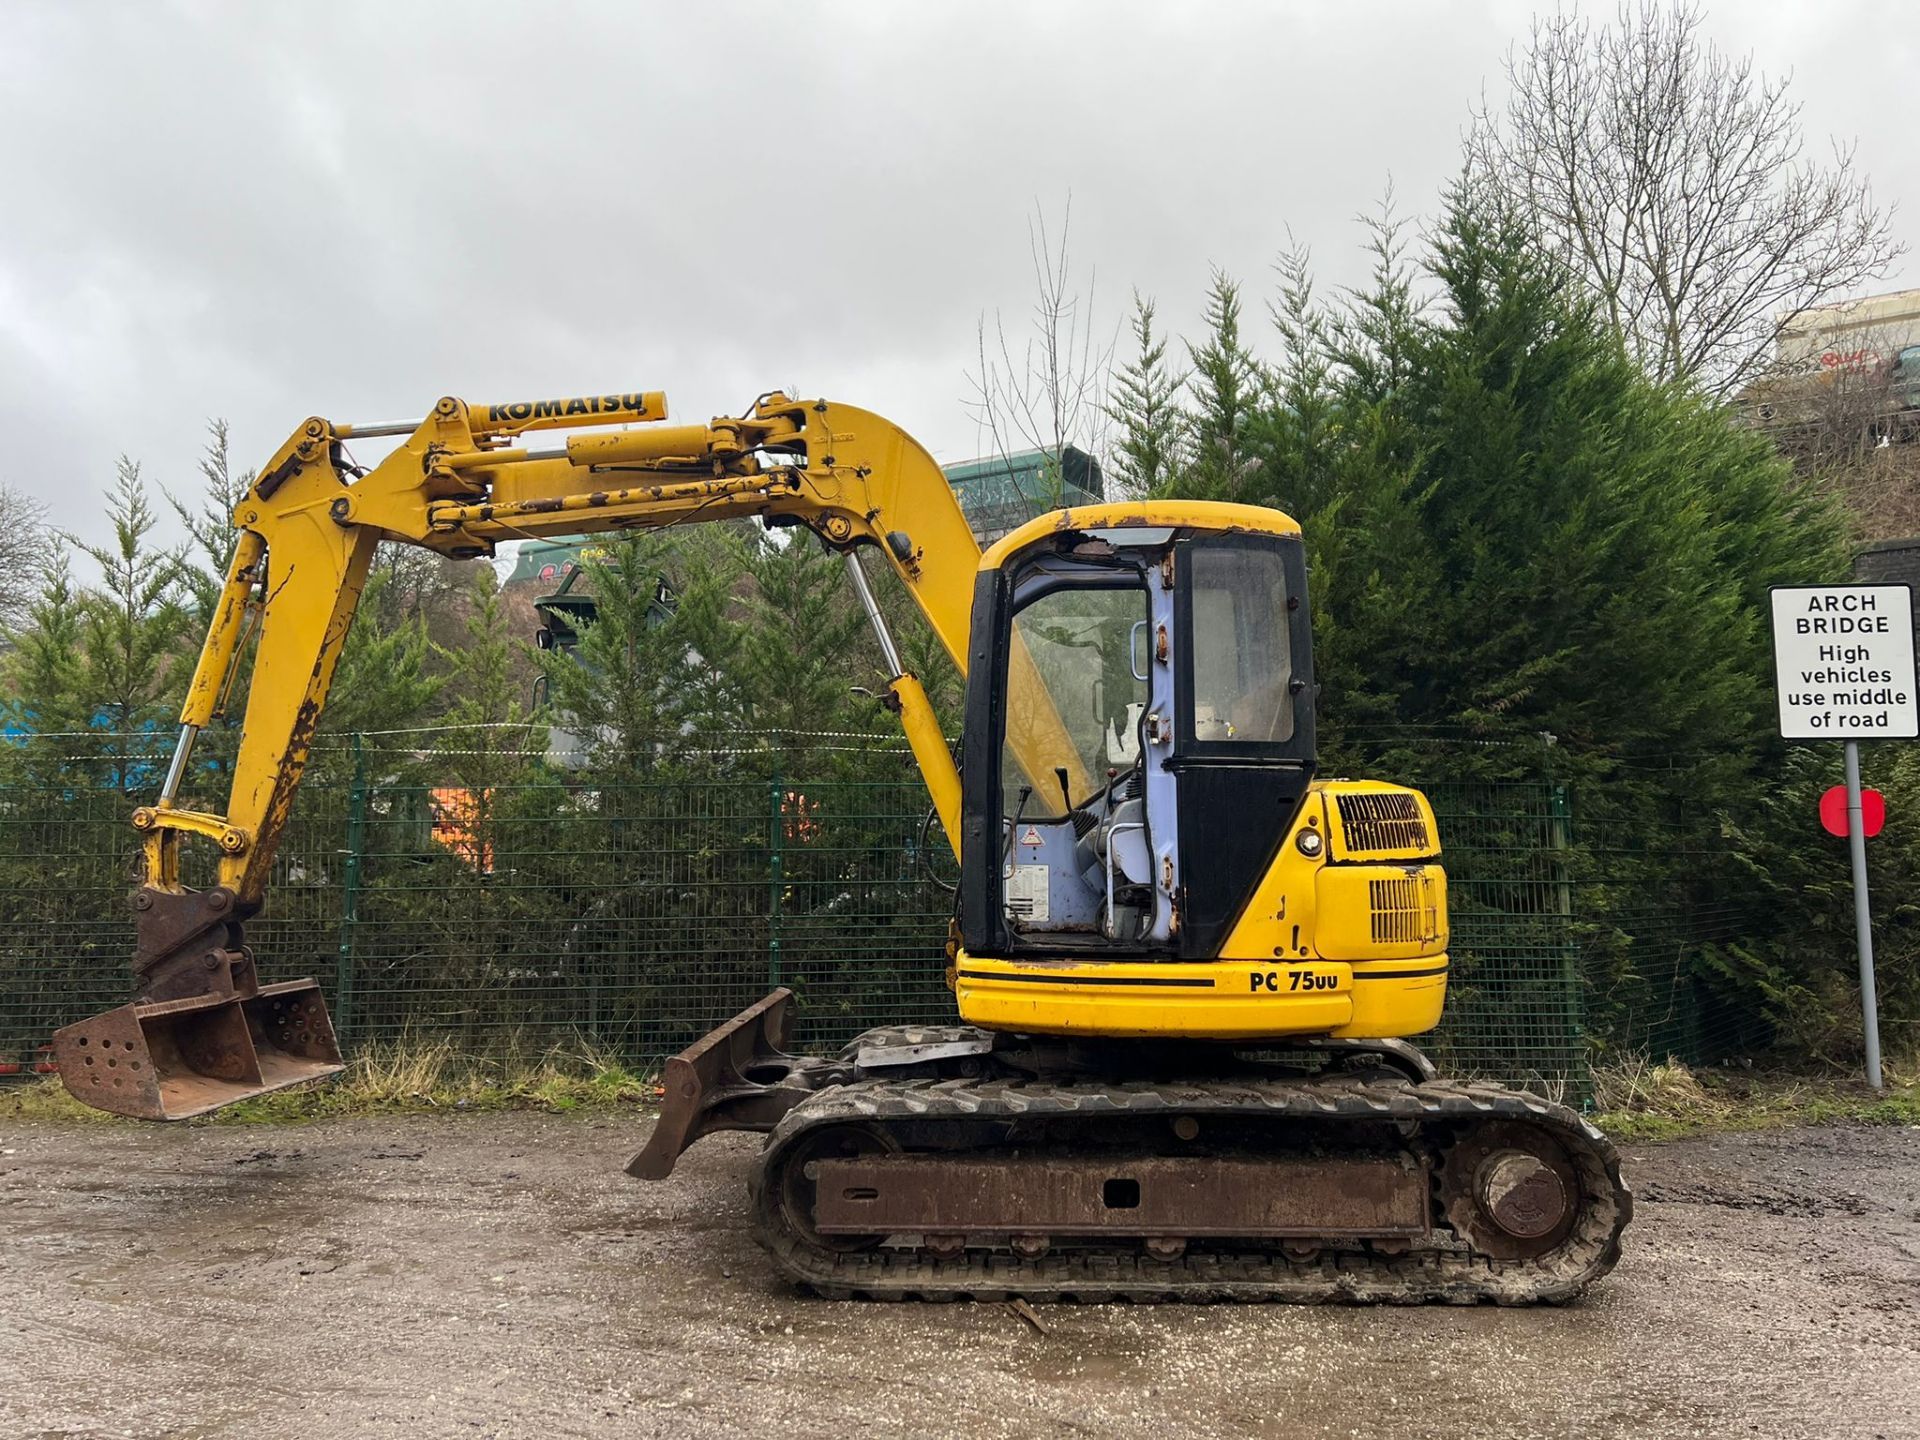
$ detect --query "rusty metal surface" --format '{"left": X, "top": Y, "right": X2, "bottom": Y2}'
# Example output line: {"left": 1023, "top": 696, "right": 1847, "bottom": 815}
{"left": 1480, "top": 1153, "right": 1568, "bottom": 1240}
{"left": 59, "top": 863, "right": 349, "bottom": 1120}
{"left": 747, "top": 1073, "right": 1632, "bottom": 1304}
{"left": 1438, "top": 1119, "right": 1581, "bottom": 1261}
{"left": 129, "top": 886, "right": 251, "bottom": 1002}
{"left": 811, "top": 1154, "right": 1427, "bottom": 1238}
{"left": 51, "top": 1005, "right": 167, "bottom": 1119}
{"left": 633, "top": 1016, "right": 1627, "bottom": 1301}
{"left": 625, "top": 989, "right": 842, "bottom": 1181}
{"left": 53, "top": 979, "right": 343, "bottom": 1122}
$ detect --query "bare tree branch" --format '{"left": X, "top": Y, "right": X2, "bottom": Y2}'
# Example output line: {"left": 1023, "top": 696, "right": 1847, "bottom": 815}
{"left": 964, "top": 195, "right": 1118, "bottom": 504}
{"left": 0, "top": 482, "right": 49, "bottom": 635}
{"left": 1468, "top": 1, "right": 1904, "bottom": 396}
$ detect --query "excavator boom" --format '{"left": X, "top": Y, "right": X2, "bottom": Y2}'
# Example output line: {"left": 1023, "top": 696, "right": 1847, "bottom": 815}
{"left": 56, "top": 392, "right": 991, "bottom": 1118}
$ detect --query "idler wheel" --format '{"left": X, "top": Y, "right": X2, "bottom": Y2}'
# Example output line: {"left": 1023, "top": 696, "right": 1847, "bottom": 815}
{"left": 1439, "top": 1121, "right": 1580, "bottom": 1260}
{"left": 777, "top": 1124, "right": 898, "bottom": 1253}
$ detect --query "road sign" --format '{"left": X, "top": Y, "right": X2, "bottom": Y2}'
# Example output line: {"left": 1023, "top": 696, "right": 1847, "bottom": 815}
{"left": 1820, "top": 785, "right": 1885, "bottom": 838}
{"left": 1769, "top": 583, "right": 1917, "bottom": 739}
{"left": 1770, "top": 583, "right": 1917, "bottom": 1093}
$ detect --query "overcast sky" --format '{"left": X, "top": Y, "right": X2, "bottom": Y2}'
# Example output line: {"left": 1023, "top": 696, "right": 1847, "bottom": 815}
{"left": 2, "top": 1, "right": 1914, "bottom": 545}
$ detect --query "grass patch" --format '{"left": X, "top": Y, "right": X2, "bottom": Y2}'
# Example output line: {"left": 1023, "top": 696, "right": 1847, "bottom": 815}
{"left": 0, "top": 1036, "right": 661, "bottom": 1126}
{"left": 1590, "top": 1051, "right": 1920, "bottom": 1142}
{"left": 9, "top": 1040, "right": 1917, "bottom": 1139}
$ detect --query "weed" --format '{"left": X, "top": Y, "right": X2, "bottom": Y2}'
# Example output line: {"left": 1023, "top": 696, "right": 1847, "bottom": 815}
{"left": 9, "top": 1041, "right": 1916, "bottom": 1141}
{"left": 1590, "top": 1050, "right": 1920, "bottom": 1142}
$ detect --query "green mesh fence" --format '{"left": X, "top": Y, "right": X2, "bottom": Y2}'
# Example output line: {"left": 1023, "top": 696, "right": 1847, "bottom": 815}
{"left": 0, "top": 735, "right": 1746, "bottom": 1098}
{"left": 1416, "top": 779, "right": 1585, "bottom": 1088}
{"left": 1562, "top": 796, "right": 1768, "bottom": 1067}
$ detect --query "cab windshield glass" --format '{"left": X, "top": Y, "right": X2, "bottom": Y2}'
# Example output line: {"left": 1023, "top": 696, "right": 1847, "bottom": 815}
{"left": 1001, "top": 582, "right": 1149, "bottom": 820}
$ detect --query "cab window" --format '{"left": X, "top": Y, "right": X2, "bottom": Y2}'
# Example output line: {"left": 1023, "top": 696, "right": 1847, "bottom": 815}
{"left": 1187, "top": 543, "right": 1294, "bottom": 744}
{"left": 1000, "top": 582, "right": 1148, "bottom": 818}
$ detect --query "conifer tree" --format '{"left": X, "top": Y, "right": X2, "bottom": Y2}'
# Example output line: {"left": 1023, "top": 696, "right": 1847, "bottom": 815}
{"left": 1262, "top": 241, "right": 1338, "bottom": 504}
{"left": 1245, "top": 235, "right": 1435, "bottom": 743}
{"left": 169, "top": 419, "right": 252, "bottom": 627}
{"left": 1383, "top": 187, "right": 1843, "bottom": 773}
{"left": 533, "top": 529, "right": 730, "bottom": 779}
{"left": 419, "top": 573, "right": 549, "bottom": 911}
{"left": 67, "top": 459, "right": 189, "bottom": 789}
{"left": 1183, "top": 270, "right": 1264, "bottom": 500}
{"left": 309, "top": 564, "right": 445, "bottom": 785}
{"left": 1105, "top": 292, "right": 1188, "bottom": 497}
{"left": 1328, "top": 197, "right": 1424, "bottom": 404}
{"left": 437, "top": 573, "right": 544, "bottom": 795}
{"left": 689, "top": 527, "right": 882, "bottom": 766}
{"left": 0, "top": 550, "right": 90, "bottom": 785}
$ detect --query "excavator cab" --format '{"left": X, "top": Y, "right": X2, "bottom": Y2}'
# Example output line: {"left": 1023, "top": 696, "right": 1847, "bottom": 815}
{"left": 956, "top": 516, "right": 1315, "bottom": 966}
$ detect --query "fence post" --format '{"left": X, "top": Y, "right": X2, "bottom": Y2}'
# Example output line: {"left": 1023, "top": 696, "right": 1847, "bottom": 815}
{"left": 767, "top": 761, "right": 784, "bottom": 989}
{"left": 335, "top": 733, "right": 367, "bottom": 1036}
{"left": 1547, "top": 782, "right": 1586, "bottom": 1091}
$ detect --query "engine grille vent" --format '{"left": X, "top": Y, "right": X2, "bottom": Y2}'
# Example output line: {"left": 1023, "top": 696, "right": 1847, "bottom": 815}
{"left": 1336, "top": 791, "right": 1430, "bottom": 853}
{"left": 1370, "top": 875, "right": 1439, "bottom": 945}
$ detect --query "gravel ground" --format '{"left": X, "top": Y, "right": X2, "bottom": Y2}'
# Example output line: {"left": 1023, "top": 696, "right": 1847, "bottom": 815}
{"left": 1, "top": 1108, "right": 1916, "bottom": 1439}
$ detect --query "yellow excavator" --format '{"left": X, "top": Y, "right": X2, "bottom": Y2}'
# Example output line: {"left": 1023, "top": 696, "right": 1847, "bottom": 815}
{"left": 54, "top": 390, "right": 1629, "bottom": 1302}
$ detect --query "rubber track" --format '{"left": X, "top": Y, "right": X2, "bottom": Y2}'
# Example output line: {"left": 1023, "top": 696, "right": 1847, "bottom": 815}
{"left": 750, "top": 1074, "right": 1631, "bottom": 1305}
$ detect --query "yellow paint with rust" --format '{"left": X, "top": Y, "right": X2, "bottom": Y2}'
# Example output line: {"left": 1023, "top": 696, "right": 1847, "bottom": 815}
{"left": 139, "top": 385, "right": 1447, "bottom": 1055}
{"left": 979, "top": 498, "right": 1301, "bottom": 571}
{"left": 147, "top": 393, "right": 988, "bottom": 903}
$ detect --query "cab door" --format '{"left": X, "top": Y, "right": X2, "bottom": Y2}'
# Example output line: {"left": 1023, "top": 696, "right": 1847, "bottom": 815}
{"left": 958, "top": 541, "right": 1175, "bottom": 957}
{"left": 1167, "top": 534, "right": 1318, "bottom": 959}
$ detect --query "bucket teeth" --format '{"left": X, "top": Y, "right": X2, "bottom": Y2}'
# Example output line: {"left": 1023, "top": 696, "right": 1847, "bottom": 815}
{"left": 53, "top": 979, "right": 343, "bottom": 1121}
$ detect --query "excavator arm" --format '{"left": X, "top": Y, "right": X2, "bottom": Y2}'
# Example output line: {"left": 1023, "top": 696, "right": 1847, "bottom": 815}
{"left": 58, "top": 390, "right": 994, "bottom": 1119}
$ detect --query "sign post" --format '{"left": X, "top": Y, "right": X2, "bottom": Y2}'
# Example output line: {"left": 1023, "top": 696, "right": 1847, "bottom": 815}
{"left": 1770, "top": 583, "right": 1917, "bottom": 1091}
{"left": 1841, "top": 741, "right": 1881, "bottom": 1089}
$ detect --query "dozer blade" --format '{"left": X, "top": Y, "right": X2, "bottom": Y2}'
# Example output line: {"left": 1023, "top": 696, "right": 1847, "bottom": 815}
{"left": 627, "top": 987, "right": 828, "bottom": 1180}
{"left": 52, "top": 979, "right": 344, "bottom": 1121}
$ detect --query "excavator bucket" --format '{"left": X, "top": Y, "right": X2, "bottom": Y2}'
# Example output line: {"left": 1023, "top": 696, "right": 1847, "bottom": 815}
{"left": 51, "top": 979, "right": 344, "bottom": 1121}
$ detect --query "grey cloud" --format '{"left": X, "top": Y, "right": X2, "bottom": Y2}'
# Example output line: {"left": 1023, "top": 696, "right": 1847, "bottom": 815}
{"left": 1, "top": 0, "right": 1910, "bottom": 538}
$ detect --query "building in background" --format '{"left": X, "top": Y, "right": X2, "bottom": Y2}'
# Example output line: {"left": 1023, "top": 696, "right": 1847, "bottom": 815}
{"left": 1743, "top": 287, "right": 1920, "bottom": 438}
{"left": 1774, "top": 289, "right": 1920, "bottom": 378}
{"left": 507, "top": 539, "right": 609, "bottom": 588}
{"left": 942, "top": 446, "right": 1104, "bottom": 546}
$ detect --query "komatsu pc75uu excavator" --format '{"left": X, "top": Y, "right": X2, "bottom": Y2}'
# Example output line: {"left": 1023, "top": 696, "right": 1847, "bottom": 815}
{"left": 54, "top": 390, "right": 1628, "bottom": 1303}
